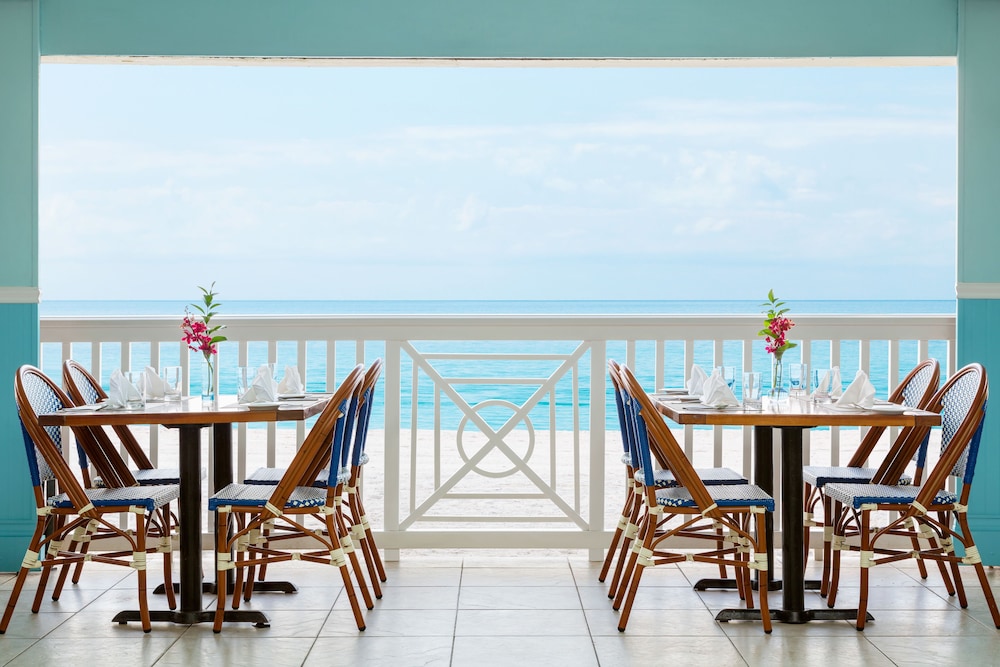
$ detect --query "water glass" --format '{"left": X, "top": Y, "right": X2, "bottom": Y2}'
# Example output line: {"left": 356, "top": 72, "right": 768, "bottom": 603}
{"left": 237, "top": 366, "right": 256, "bottom": 400}
{"left": 787, "top": 362, "right": 808, "bottom": 396}
{"left": 124, "top": 370, "right": 146, "bottom": 410}
{"left": 720, "top": 366, "right": 738, "bottom": 390}
{"left": 160, "top": 366, "right": 182, "bottom": 401}
{"left": 812, "top": 368, "right": 832, "bottom": 402}
{"left": 742, "top": 371, "right": 763, "bottom": 411}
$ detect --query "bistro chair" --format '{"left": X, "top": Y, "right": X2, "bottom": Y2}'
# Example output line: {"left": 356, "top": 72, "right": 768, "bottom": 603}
{"left": 601, "top": 360, "right": 748, "bottom": 599}
{"left": 611, "top": 363, "right": 774, "bottom": 633}
{"left": 823, "top": 363, "right": 1000, "bottom": 630}
{"left": 2, "top": 365, "right": 178, "bottom": 634}
{"left": 63, "top": 360, "right": 183, "bottom": 486}
{"left": 242, "top": 359, "right": 385, "bottom": 597}
{"left": 208, "top": 365, "right": 369, "bottom": 632}
{"left": 337, "top": 360, "right": 386, "bottom": 595}
{"left": 802, "top": 358, "right": 940, "bottom": 594}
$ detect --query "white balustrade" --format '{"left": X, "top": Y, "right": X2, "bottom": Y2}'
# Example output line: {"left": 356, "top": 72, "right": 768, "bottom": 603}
{"left": 39, "top": 313, "right": 956, "bottom": 557}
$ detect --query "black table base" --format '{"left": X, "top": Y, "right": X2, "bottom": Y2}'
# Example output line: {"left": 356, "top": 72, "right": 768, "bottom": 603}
{"left": 112, "top": 609, "right": 270, "bottom": 628}
{"left": 697, "top": 426, "right": 871, "bottom": 625}
{"left": 154, "top": 580, "right": 298, "bottom": 595}
{"left": 716, "top": 608, "right": 874, "bottom": 625}
{"left": 693, "top": 578, "right": 821, "bottom": 591}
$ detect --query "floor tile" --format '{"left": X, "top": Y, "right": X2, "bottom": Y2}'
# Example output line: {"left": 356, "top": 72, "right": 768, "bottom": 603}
{"left": 454, "top": 609, "right": 589, "bottom": 636}
{"left": 593, "top": 635, "right": 747, "bottom": 666}
{"left": 4, "top": 636, "right": 177, "bottom": 667}
{"left": 320, "top": 608, "right": 457, "bottom": 637}
{"left": 459, "top": 586, "right": 581, "bottom": 610}
{"left": 154, "top": 635, "right": 315, "bottom": 667}
{"left": 309, "top": 636, "right": 453, "bottom": 666}
{"left": 459, "top": 567, "right": 575, "bottom": 587}
{"left": 452, "top": 635, "right": 598, "bottom": 667}
{"left": 335, "top": 586, "right": 458, "bottom": 611}
{"left": 726, "top": 635, "right": 895, "bottom": 667}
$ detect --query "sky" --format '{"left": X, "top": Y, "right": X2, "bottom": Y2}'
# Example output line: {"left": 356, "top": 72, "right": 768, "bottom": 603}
{"left": 38, "top": 63, "right": 958, "bottom": 302}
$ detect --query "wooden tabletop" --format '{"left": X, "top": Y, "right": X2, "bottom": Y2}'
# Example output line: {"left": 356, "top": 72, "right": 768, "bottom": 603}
{"left": 652, "top": 394, "right": 941, "bottom": 428}
{"left": 38, "top": 394, "right": 333, "bottom": 428}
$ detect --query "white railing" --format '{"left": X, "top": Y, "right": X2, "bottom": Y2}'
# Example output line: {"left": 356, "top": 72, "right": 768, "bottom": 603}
{"left": 39, "top": 313, "right": 956, "bottom": 557}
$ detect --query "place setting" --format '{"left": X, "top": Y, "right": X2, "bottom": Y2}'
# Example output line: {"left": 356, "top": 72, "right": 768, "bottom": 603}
{"left": 236, "top": 364, "right": 310, "bottom": 409}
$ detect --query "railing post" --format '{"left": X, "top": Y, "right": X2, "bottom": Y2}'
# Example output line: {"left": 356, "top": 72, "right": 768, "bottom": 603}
{"left": 383, "top": 340, "right": 401, "bottom": 562}
{"left": 589, "top": 341, "right": 606, "bottom": 561}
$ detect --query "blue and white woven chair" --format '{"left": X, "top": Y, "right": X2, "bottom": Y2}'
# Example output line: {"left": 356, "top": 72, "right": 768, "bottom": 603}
{"left": 241, "top": 359, "right": 385, "bottom": 598}
{"left": 208, "top": 365, "right": 368, "bottom": 633}
{"left": 611, "top": 364, "right": 774, "bottom": 633}
{"left": 601, "top": 360, "right": 748, "bottom": 599}
{"left": 338, "top": 360, "right": 386, "bottom": 596}
{"left": 802, "top": 359, "right": 940, "bottom": 594}
{"left": 2, "top": 365, "right": 179, "bottom": 634}
{"left": 824, "top": 363, "right": 1000, "bottom": 630}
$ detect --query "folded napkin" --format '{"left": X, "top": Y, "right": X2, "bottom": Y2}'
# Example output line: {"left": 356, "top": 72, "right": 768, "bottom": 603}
{"left": 107, "top": 369, "right": 142, "bottom": 409}
{"left": 699, "top": 369, "right": 740, "bottom": 408}
{"left": 829, "top": 367, "right": 843, "bottom": 399}
{"left": 239, "top": 365, "right": 278, "bottom": 404}
{"left": 835, "top": 370, "right": 876, "bottom": 408}
{"left": 686, "top": 364, "right": 708, "bottom": 397}
{"left": 143, "top": 366, "right": 167, "bottom": 399}
{"left": 277, "top": 365, "right": 304, "bottom": 395}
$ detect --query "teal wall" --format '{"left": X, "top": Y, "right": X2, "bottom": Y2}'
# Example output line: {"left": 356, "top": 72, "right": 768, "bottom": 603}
{"left": 4, "top": 0, "right": 1000, "bottom": 566}
{"left": 0, "top": 0, "right": 40, "bottom": 570}
{"left": 956, "top": 0, "right": 1000, "bottom": 563}
{"left": 38, "top": 0, "right": 957, "bottom": 59}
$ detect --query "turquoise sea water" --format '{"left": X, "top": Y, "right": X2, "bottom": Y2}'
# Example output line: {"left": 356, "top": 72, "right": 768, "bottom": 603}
{"left": 40, "top": 300, "right": 955, "bottom": 430}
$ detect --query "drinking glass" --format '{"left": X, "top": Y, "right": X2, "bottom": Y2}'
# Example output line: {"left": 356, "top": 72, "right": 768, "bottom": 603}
{"left": 720, "top": 366, "right": 737, "bottom": 391}
{"left": 742, "top": 371, "right": 763, "bottom": 411}
{"left": 787, "top": 362, "right": 808, "bottom": 397}
{"left": 812, "top": 368, "right": 832, "bottom": 402}
{"left": 237, "top": 366, "right": 256, "bottom": 400}
{"left": 124, "top": 370, "right": 146, "bottom": 410}
{"left": 160, "top": 366, "right": 182, "bottom": 401}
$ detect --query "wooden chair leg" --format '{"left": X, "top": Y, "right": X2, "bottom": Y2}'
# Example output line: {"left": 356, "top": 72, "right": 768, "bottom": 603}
{"left": 856, "top": 510, "right": 872, "bottom": 631}
{"left": 213, "top": 510, "right": 231, "bottom": 633}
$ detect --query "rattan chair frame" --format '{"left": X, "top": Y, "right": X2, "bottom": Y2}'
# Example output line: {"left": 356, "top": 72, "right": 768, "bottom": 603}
{"left": 612, "top": 364, "right": 773, "bottom": 633}
{"left": 3, "top": 365, "right": 177, "bottom": 634}
{"left": 803, "top": 359, "right": 941, "bottom": 594}
{"left": 209, "top": 365, "right": 367, "bottom": 632}
{"left": 825, "top": 363, "right": 1000, "bottom": 630}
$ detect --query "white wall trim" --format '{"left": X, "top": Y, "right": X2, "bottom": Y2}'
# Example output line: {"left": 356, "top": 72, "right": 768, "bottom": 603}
{"left": 0, "top": 287, "right": 40, "bottom": 304}
{"left": 956, "top": 283, "right": 1000, "bottom": 299}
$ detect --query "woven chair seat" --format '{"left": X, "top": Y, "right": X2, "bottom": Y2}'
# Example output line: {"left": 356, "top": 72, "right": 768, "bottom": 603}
{"left": 802, "top": 465, "right": 912, "bottom": 488}
{"left": 655, "top": 483, "right": 774, "bottom": 511}
{"left": 243, "top": 466, "right": 350, "bottom": 487}
{"left": 49, "top": 484, "right": 179, "bottom": 513}
{"left": 636, "top": 467, "right": 748, "bottom": 488}
{"left": 208, "top": 483, "right": 327, "bottom": 511}
{"left": 822, "top": 483, "right": 957, "bottom": 510}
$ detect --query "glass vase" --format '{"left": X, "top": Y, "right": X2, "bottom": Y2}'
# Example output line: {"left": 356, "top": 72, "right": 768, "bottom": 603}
{"left": 769, "top": 354, "right": 786, "bottom": 401}
{"left": 201, "top": 358, "right": 216, "bottom": 408}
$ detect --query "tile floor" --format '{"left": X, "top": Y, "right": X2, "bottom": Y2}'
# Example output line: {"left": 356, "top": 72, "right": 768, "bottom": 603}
{"left": 1, "top": 550, "right": 999, "bottom": 666}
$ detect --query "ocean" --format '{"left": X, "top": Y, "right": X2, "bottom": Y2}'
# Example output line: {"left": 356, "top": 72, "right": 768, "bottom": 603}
{"left": 40, "top": 299, "right": 956, "bottom": 430}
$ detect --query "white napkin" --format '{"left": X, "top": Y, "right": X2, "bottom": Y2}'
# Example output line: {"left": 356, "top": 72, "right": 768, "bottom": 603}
{"left": 239, "top": 365, "right": 278, "bottom": 404}
{"left": 143, "top": 366, "right": 167, "bottom": 399}
{"left": 835, "top": 370, "right": 876, "bottom": 408}
{"left": 699, "top": 368, "right": 740, "bottom": 408}
{"left": 277, "top": 365, "right": 304, "bottom": 395}
{"left": 107, "top": 369, "right": 141, "bottom": 409}
{"left": 686, "top": 364, "right": 708, "bottom": 397}
{"left": 829, "top": 366, "right": 843, "bottom": 399}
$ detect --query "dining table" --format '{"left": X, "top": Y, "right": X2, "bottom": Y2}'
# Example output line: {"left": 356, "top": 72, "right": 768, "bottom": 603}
{"left": 39, "top": 394, "right": 332, "bottom": 627}
{"left": 652, "top": 393, "right": 941, "bottom": 624}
